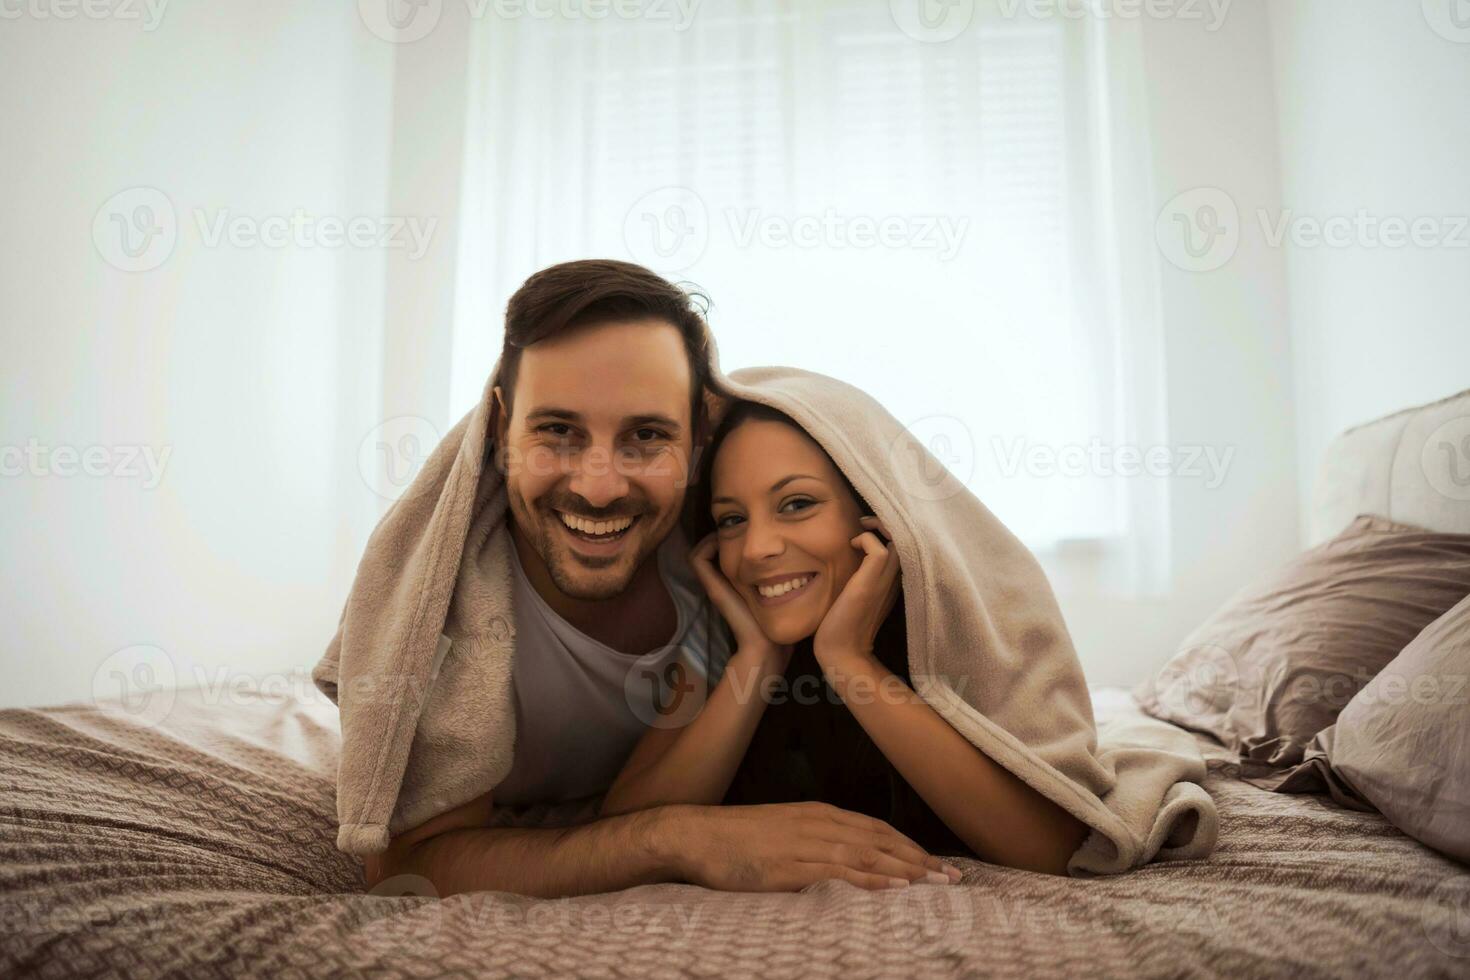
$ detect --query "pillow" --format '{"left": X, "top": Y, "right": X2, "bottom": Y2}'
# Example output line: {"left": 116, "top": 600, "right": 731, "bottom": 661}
{"left": 1132, "top": 514, "right": 1470, "bottom": 771}
{"left": 1256, "top": 594, "right": 1470, "bottom": 863}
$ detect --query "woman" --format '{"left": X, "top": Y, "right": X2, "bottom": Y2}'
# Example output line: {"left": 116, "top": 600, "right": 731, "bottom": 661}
{"left": 600, "top": 398, "right": 1091, "bottom": 880}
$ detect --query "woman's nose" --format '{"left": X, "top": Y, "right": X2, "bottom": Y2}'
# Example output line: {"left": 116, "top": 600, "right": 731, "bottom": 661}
{"left": 742, "top": 517, "right": 785, "bottom": 562}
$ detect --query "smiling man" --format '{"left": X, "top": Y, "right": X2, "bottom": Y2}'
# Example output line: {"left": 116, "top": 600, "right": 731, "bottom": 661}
{"left": 360, "top": 260, "right": 958, "bottom": 899}
{"left": 483, "top": 267, "right": 725, "bottom": 808}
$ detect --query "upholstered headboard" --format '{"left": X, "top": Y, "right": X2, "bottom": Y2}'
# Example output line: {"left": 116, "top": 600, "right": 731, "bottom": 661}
{"left": 1310, "top": 387, "right": 1470, "bottom": 544}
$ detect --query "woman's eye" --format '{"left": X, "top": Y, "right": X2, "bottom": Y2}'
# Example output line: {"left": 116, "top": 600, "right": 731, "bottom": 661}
{"left": 780, "top": 497, "right": 815, "bottom": 514}
{"left": 714, "top": 513, "right": 744, "bottom": 530}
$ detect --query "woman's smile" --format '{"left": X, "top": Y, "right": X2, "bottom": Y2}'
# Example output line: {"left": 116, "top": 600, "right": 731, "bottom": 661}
{"left": 752, "top": 571, "right": 820, "bottom": 606}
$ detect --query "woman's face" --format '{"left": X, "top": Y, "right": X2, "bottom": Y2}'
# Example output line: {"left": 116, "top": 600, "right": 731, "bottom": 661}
{"left": 709, "top": 419, "right": 867, "bottom": 645}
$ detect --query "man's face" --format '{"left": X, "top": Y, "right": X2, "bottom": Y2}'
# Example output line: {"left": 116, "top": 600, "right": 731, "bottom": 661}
{"left": 495, "top": 318, "right": 696, "bottom": 601}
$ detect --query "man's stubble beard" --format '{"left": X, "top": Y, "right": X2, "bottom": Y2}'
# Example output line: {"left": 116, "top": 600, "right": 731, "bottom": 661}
{"left": 506, "top": 482, "right": 677, "bottom": 602}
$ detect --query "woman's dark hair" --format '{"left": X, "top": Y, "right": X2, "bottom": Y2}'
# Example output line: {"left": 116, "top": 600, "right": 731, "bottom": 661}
{"left": 498, "top": 259, "right": 731, "bottom": 439}
{"left": 689, "top": 400, "right": 967, "bottom": 854}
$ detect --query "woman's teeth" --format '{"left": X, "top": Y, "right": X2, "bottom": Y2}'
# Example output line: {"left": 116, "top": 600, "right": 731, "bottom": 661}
{"left": 558, "top": 512, "right": 635, "bottom": 538}
{"left": 757, "top": 575, "right": 814, "bottom": 598}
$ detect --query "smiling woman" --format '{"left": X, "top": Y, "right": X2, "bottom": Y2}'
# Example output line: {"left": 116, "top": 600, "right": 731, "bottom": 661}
{"left": 702, "top": 409, "right": 871, "bottom": 647}
{"left": 692, "top": 405, "right": 968, "bottom": 855}
{"left": 608, "top": 397, "right": 1098, "bottom": 874}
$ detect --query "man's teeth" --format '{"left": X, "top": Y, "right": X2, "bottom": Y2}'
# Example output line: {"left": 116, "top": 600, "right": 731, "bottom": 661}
{"left": 757, "top": 575, "right": 813, "bottom": 598}
{"left": 558, "top": 512, "right": 634, "bottom": 537}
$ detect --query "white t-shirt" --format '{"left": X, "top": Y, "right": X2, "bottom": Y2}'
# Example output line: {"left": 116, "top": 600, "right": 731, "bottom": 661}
{"left": 490, "top": 524, "right": 734, "bottom": 807}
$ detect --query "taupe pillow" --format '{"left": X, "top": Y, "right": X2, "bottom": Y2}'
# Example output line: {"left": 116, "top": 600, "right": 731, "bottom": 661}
{"left": 1132, "top": 515, "right": 1470, "bottom": 771}
{"left": 1257, "top": 593, "right": 1470, "bottom": 862}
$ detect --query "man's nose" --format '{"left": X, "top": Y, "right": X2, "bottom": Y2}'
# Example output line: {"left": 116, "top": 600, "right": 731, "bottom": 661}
{"left": 566, "top": 444, "right": 631, "bottom": 509}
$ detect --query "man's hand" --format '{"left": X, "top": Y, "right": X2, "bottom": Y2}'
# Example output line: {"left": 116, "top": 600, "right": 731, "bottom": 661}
{"left": 667, "top": 801, "right": 963, "bottom": 891}
{"left": 366, "top": 795, "right": 961, "bottom": 899}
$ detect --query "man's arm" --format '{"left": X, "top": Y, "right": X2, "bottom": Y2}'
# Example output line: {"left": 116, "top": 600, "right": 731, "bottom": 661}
{"left": 365, "top": 792, "right": 962, "bottom": 898}
{"left": 365, "top": 790, "right": 679, "bottom": 899}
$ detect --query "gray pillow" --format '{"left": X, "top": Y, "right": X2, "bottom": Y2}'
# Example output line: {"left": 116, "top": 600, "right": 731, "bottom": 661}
{"left": 1132, "top": 515, "right": 1470, "bottom": 771}
{"left": 1256, "top": 593, "right": 1470, "bottom": 863}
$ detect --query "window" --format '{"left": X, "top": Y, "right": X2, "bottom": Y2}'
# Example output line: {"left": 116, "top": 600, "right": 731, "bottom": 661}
{"left": 453, "top": 0, "right": 1167, "bottom": 594}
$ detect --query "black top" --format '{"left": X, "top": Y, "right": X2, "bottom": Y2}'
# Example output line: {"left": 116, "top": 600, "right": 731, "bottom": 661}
{"left": 720, "top": 606, "right": 970, "bottom": 857}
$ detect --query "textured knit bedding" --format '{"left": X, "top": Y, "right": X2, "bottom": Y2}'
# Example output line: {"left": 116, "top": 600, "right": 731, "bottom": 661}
{"left": 2, "top": 686, "right": 1465, "bottom": 979}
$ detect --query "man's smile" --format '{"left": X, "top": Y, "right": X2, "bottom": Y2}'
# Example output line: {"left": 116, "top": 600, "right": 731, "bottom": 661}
{"left": 553, "top": 508, "right": 641, "bottom": 557}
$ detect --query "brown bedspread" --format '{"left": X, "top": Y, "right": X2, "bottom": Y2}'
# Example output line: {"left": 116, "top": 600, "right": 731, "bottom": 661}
{"left": 2, "top": 686, "right": 1466, "bottom": 979}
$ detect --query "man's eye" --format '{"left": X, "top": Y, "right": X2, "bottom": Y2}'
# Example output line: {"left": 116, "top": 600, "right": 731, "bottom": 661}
{"left": 632, "top": 427, "right": 669, "bottom": 442}
{"left": 539, "top": 424, "right": 573, "bottom": 438}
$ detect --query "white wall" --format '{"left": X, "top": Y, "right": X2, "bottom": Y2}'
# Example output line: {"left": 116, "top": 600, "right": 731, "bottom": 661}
{"left": 7, "top": 1, "right": 1458, "bottom": 706}
{"left": 0, "top": 1, "right": 1304, "bottom": 702}
{"left": 1056, "top": 2, "right": 1299, "bottom": 686}
{"left": 1268, "top": 1, "right": 1470, "bottom": 526}
{"left": 0, "top": 4, "right": 396, "bottom": 707}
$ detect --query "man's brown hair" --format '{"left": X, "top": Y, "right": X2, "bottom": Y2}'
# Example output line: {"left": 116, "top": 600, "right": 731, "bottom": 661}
{"left": 497, "top": 259, "right": 728, "bottom": 440}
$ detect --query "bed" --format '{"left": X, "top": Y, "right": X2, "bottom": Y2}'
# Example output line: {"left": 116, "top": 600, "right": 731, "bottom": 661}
{"left": 2, "top": 686, "right": 1465, "bottom": 979}
{"left": 4, "top": 392, "right": 1468, "bottom": 979}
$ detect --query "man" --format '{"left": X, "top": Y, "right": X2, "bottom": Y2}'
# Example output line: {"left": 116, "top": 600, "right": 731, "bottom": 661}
{"left": 362, "top": 260, "right": 954, "bottom": 898}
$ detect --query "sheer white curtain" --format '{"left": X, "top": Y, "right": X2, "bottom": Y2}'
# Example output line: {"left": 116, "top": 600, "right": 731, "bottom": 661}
{"left": 452, "top": 0, "right": 1167, "bottom": 595}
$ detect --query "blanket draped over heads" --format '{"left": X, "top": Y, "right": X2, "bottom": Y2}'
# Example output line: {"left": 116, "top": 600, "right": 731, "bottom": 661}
{"left": 314, "top": 351, "right": 1219, "bottom": 874}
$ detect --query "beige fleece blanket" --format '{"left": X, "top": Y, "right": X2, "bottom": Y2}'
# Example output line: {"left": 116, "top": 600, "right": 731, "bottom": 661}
{"left": 314, "top": 357, "right": 1218, "bottom": 874}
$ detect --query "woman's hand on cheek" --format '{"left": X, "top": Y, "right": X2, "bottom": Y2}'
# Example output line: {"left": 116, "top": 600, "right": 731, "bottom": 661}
{"left": 813, "top": 516, "right": 902, "bottom": 667}
{"left": 689, "top": 532, "right": 792, "bottom": 668}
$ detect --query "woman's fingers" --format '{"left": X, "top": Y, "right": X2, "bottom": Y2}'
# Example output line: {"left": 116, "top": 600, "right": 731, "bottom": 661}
{"left": 689, "top": 531, "right": 719, "bottom": 564}
{"left": 858, "top": 514, "right": 891, "bottom": 542}
{"left": 688, "top": 531, "right": 771, "bottom": 650}
{"left": 847, "top": 531, "right": 902, "bottom": 600}
{"left": 857, "top": 518, "right": 902, "bottom": 587}
{"left": 689, "top": 534, "right": 733, "bottom": 592}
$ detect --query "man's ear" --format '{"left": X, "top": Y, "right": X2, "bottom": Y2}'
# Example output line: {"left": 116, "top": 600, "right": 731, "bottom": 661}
{"left": 701, "top": 387, "right": 731, "bottom": 441}
{"left": 689, "top": 387, "right": 730, "bottom": 488}
{"left": 489, "top": 385, "right": 509, "bottom": 472}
